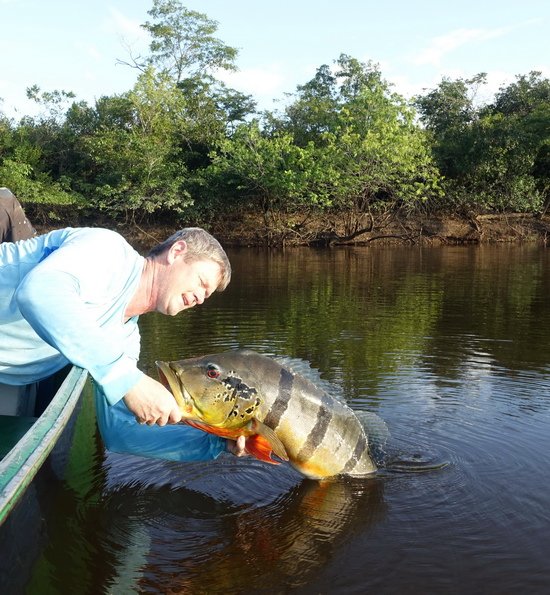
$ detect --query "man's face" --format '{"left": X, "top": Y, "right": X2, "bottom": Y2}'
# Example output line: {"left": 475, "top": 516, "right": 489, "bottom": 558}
{"left": 157, "top": 248, "right": 222, "bottom": 316}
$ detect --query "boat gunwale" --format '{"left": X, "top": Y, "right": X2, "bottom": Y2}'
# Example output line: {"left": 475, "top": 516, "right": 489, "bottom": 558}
{"left": 0, "top": 366, "right": 88, "bottom": 525}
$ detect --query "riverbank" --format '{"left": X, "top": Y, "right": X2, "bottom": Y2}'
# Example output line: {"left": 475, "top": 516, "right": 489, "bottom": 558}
{"left": 29, "top": 205, "right": 550, "bottom": 252}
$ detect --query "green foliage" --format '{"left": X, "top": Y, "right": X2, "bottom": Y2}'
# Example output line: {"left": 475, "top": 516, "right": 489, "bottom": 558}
{"left": 491, "top": 71, "right": 550, "bottom": 116}
{"left": 413, "top": 74, "right": 486, "bottom": 181}
{"left": 414, "top": 72, "right": 550, "bottom": 212}
{"left": 205, "top": 122, "right": 329, "bottom": 212}
{"left": 208, "top": 55, "right": 442, "bottom": 215}
{"left": 26, "top": 85, "right": 76, "bottom": 123}
{"left": 0, "top": 157, "right": 80, "bottom": 204}
{"left": 0, "top": 95, "right": 82, "bottom": 205}
{"left": 414, "top": 74, "right": 485, "bottom": 135}
{"left": 80, "top": 69, "right": 192, "bottom": 216}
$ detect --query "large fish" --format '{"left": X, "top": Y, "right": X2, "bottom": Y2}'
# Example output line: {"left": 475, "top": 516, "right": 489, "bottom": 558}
{"left": 156, "top": 349, "right": 377, "bottom": 479}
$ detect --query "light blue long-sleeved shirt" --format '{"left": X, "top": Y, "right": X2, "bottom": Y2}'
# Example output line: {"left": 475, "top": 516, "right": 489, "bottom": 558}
{"left": 0, "top": 227, "right": 144, "bottom": 402}
{"left": 0, "top": 227, "right": 226, "bottom": 461}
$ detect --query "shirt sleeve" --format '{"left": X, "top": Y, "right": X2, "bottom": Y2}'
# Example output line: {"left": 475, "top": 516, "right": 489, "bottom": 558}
{"left": 15, "top": 229, "right": 144, "bottom": 404}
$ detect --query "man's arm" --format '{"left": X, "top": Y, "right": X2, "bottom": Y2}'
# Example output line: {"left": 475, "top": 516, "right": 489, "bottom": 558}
{"left": 17, "top": 266, "right": 183, "bottom": 425}
{"left": 16, "top": 267, "right": 143, "bottom": 402}
{"left": 14, "top": 229, "right": 146, "bottom": 398}
{"left": 95, "top": 386, "right": 228, "bottom": 461}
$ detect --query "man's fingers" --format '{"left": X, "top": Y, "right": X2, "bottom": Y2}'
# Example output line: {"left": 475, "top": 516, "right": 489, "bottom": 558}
{"left": 236, "top": 435, "right": 246, "bottom": 454}
{"left": 227, "top": 435, "right": 247, "bottom": 457}
{"left": 168, "top": 408, "right": 183, "bottom": 424}
{"left": 132, "top": 399, "right": 181, "bottom": 427}
{"left": 156, "top": 410, "right": 172, "bottom": 426}
{"left": 125, "top": 376, "right": 182, "bottom": 427}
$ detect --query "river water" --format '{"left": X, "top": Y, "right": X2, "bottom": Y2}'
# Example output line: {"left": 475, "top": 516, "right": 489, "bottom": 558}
{"left": 2, "top": 245, "right": 550, "bottom": 594}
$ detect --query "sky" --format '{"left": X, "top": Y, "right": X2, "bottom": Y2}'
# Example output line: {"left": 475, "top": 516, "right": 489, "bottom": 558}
{"left": 1, "top": 0, "right": 549, "bottom": 119}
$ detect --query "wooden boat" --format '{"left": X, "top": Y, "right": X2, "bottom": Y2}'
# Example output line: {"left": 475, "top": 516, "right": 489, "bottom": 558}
{"left": 0, "top": 366, "right": 88, "bottom": 526}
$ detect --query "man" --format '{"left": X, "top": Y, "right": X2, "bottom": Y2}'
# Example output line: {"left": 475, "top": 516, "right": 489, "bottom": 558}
{"left": 0, "top": 187, "right": 36, "bottom": 242}
{"left": 0, "top": 226, "right": 245, "bottom": 461}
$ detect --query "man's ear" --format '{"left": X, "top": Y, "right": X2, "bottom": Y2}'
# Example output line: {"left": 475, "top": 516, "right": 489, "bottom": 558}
{"left": 167, "top": 240, "right": 188, "bottom": 264}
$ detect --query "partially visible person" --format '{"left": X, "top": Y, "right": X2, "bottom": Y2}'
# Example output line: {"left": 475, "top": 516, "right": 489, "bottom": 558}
{"left": 0, "top": 226, "right": 245, "bottom": 461}
{"left": 0, "top": 187, "right": 36, "bottom": 242}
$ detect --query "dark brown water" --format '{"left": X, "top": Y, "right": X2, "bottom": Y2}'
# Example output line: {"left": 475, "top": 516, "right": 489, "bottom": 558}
{"left": 2, "top": 245, "right": 550, "bottom": 594}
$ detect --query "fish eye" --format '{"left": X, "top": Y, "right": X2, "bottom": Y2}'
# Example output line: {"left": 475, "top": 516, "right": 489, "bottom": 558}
{"left": 206, "top": 365, "right": 221, "bottom": 379}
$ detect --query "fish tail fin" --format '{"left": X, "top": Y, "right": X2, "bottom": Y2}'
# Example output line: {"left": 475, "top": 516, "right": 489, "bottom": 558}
{"left": 355, "top": 410, "right": 390, "bottom": 464}
{"left": 245, "top": 435, "right": 281, "bottom": 465}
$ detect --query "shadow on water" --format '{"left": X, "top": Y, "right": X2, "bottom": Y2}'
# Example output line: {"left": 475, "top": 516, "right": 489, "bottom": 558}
{"left": 98, "top": 430, "right": 450, "bottom": 594}
{"left": 97, "top": 461, "right": 386, "bottom": 594}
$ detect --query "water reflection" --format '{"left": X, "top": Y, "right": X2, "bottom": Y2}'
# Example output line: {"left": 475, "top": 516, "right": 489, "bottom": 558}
{"left": 98, "top": 468, "right": 385, "bottom": 594}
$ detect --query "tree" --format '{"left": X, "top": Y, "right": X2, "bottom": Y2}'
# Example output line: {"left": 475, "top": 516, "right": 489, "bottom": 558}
{"left": 413, "top": 72, "right": 550, "bottom": 213}
{"left": 491, "top": 71, "right": 550, "bottom": 117}
{"left": 489, "top": 74, "right": 550, "bottom": 213}
{"left": 139, "top": 0, "right": 238, "bottom": 83}
{"left": 414, "top": 75, "right": 485, "bottom": 135}
{"left": 0, "top": 86, "right": 80, "bottom": 205}
{"left": 205, "top": 54, "right": 442, "bottom": 245}
{"left": 274, "top": 63, "right": 339, "bottom": 146}
{"left": 206, "top": 121, "right": 322, "bottom": 210}
{"left": 0, "top": 108, "right": 14, "bottom": 161}
{"left": 413, "top": 74, "right": 487, "bottom": 181}
{"left": 73, "top": 0, "right": 257, "bottom": 219}
{"left": 273, "top": 55, "right": 442, "bottom": 213}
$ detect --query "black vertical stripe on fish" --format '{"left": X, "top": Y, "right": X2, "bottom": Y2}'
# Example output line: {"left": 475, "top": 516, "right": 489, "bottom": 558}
{"left": 263, "top": 367, "right": 294, "bottom": 429}
{"left": 341, "top": 429, "right": 369, "bottom": 474}
{"left": 297, "top": 392, "right": 334, "bottom": 461}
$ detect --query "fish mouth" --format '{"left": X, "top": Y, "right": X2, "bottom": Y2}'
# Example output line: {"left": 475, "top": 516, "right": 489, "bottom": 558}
{"left": 155, "top": 361, "right": 195, "bottom": 418}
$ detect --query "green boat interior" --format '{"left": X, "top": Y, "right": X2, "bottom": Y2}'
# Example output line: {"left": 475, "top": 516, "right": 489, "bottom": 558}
{"left": 0, "top": 368, "right": 70, "bottom": 462}
{"left": 0, "top": 416, "right": 37, "bottom": 460}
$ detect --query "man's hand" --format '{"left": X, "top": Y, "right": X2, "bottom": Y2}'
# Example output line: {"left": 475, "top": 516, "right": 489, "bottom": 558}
{"left": 226, "top": 435, "right": 247, "bottom": 457}
{"left": 123, "top": 375, "right": 182, "bottom": 426}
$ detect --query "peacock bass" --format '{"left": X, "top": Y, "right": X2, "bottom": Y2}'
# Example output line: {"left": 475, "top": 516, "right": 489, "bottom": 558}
{"left": 156, "top": 349, "right": 376, "bottom": 479}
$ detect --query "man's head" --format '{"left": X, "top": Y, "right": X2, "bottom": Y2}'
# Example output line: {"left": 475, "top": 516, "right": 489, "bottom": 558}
{"left": 146, "top": 228, "right": 231, "bottom": 316}
{"left": 149, "top": 228, "right": 231, "bottom": 291}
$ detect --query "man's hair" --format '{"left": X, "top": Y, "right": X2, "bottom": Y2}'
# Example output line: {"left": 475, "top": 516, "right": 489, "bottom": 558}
{"left": 148, "top": 227, "right": 231, "bottom": 291}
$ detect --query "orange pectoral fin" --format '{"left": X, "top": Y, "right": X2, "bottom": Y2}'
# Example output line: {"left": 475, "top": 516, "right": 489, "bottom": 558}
{"left": 183, "top": 419, "right": 287, "bottom": 466}
{"left": 245, "top": 434, "right": 281, "bottom": 465}
{"left": 246, "top": 419, "right": 289, "bottom": 462}
{"left": 184, "top": 419, "right": 242, "bottom": 440}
